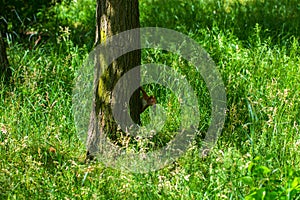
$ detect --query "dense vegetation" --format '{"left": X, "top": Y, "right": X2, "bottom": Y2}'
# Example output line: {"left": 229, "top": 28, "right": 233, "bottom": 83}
{"left": 1, "top": 0, "right": 299, "bottom": 199}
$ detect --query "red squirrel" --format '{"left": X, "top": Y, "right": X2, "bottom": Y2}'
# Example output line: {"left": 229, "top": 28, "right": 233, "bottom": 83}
{"left": 139, "top": 87, "right": 156, "bottom": 113}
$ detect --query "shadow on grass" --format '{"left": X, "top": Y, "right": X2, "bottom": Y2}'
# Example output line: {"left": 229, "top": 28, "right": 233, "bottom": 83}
{"left": 141, "top": 0, "right": 300, "bottom": 43}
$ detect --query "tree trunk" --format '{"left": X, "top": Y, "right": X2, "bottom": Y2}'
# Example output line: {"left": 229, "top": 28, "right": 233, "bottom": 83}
{"left": 0, "top": 31, "right": 11, "bottom": 81}
{"left": 86, "top": 0, "right": 141, "bottom": 160}
{"left": 0, "top": 2, "right": 11, "bottom": 81}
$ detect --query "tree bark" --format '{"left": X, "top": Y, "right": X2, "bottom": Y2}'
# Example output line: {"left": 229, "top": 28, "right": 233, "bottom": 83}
{"left": 86, "top": 0, "right": 141, "bottom": 160}
{"left": 0, "top": 31, "right": 11, "bottom": 81}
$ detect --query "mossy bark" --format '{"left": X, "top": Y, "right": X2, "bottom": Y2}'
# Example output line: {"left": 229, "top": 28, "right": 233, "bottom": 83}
{"left": 86, "top": 0, "right": 141, "bottom": 160}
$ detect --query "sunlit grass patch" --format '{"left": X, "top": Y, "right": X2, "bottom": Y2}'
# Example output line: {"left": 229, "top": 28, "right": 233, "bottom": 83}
{"left": 1, "top": 0, "right": 300, "bottom": 199}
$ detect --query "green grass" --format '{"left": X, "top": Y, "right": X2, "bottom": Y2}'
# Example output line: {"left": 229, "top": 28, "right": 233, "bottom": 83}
{"left": 1, "top": 0, "right": 300, "bottom": 199}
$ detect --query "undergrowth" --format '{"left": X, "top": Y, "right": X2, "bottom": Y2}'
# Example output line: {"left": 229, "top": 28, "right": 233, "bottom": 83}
{"left": 0, "top": 0, "right": 299, "bottom": 199}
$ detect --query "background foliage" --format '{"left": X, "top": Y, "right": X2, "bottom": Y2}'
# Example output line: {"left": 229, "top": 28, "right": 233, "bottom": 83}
{"left": 0, "top": 0, "right": 299, "bottom": 199}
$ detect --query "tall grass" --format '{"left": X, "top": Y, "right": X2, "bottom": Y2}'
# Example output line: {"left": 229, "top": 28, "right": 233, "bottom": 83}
{"left": 1, "top": 0, "right": 299, "bottom": 199}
